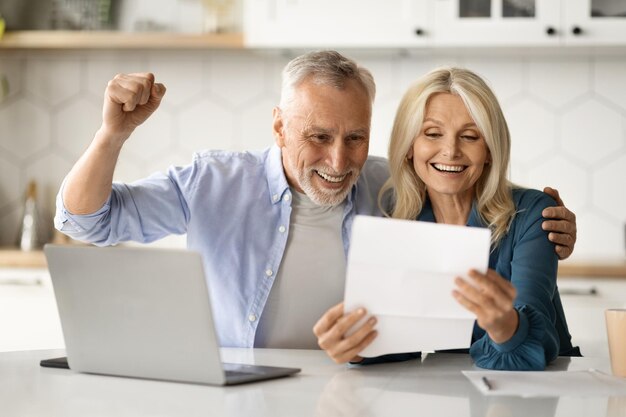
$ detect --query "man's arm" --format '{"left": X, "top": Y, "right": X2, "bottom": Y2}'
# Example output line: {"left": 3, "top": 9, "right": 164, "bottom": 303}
{"left": 62, "top": 73, "right": 165, "bottom": 214}
{"left": 541, "top": 187, "right": 577, "bottom": 260}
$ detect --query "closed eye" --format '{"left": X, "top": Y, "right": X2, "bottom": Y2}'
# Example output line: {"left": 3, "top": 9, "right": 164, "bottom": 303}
{"left": 425, "top": 133, "right": 442, "bottom": 139}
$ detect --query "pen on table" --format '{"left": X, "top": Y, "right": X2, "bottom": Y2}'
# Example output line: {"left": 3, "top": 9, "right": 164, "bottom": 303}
{"left": 481, "top": 376, "right": 492, "bottom": 391}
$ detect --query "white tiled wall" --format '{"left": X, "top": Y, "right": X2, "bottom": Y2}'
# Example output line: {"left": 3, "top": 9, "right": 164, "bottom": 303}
{"left": 0, "top": 49, "right": 625, "bottom": 258}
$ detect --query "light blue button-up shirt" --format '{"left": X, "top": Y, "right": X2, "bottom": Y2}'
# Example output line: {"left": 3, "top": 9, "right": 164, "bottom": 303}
{"left": 55, "top": 145, "right": 389, "bottom": 348}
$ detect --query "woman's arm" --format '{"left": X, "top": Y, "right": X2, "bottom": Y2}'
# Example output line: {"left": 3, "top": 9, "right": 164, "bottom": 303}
{"left": 456, "top": 192, "right": 560, "bottom": 370}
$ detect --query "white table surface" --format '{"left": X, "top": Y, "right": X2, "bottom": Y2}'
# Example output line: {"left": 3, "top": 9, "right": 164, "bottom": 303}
{"left": 1, "top": 349, "right": 624, "bottom": 417}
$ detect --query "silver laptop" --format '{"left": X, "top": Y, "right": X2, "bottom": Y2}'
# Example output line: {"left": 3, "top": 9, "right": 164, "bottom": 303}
{"left": 44, "top": 244, "right": 300, "bottom": 385}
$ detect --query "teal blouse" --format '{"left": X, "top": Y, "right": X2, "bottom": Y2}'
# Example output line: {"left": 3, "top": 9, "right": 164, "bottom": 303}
{"left": 417, "top": 188, "right": 578, "bottom": 370}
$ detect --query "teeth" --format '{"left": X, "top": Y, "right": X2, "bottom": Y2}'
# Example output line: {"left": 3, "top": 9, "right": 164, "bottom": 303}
{"left": 317, "top": 171, "right": 347, "bottom": 183}
{"left": 433, "top": 163, "right": 465, "bottom": 172}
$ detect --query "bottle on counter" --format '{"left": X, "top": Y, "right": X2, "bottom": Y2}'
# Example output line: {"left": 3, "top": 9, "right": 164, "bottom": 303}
{"left": 17, "top": 181, "right": 42, "bottom": 251}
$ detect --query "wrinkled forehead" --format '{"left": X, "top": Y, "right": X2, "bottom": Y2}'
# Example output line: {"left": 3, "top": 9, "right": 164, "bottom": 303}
{"left": 286, "top": 82, "right": 372, "bottom": 133}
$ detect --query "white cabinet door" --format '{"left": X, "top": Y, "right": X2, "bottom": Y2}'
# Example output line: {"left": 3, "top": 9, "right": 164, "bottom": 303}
{"left": 244, "top": 0, "right": 432, "bottom": 48}
{"left": 433, "top": 0, "right": 561, "bottom": 46}
{"left": 558, "top": 278, "right": 626, "bottom": 358}
{"left": 563, "top": 0, "right": 626, "bottom": 45}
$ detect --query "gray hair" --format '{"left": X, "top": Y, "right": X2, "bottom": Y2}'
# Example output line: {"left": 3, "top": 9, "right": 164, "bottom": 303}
{"left": 279, "top": 50, "right": 376, "bottom": 110}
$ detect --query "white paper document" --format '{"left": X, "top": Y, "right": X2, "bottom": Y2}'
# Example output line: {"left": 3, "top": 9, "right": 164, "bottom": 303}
{"left": 343, "top": 215, "right": 491, "bottom": 358}
{"left": 463, "top": 369, "right": 626, "bottom": 397}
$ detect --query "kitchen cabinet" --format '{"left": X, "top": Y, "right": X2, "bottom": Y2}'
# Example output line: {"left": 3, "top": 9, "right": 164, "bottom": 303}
{"left": 0, "top": 268, "right": 64, "bottom": 352}
{"left": 244, "top": 0, "right": 432, "bottom": 48}
{"left": 436, "top": 0, "right": 626, "bottom": 47}
{"left": 243, "top": 0, "right": 626, "bottom": 48}
{"left": 558, "top": 277, "right": 626, "bottom": 358}
{"left": 563, "top": 0, "right": 626, "bottom": 45}
{"left": 433, "top": 0, "right": 561, "bottom": 46}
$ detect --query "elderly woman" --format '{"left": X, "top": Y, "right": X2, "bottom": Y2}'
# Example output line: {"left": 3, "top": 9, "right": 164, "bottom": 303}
{"left": 315, "top": 67, "right": 579, "bottom": 371}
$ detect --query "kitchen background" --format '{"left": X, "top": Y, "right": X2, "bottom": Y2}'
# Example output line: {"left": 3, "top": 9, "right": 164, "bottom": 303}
{"left": 0, "top": 0, "right": 625, "bottom": 354}
{"left": 1, "top": 48, "right": 625, "bottom": 256}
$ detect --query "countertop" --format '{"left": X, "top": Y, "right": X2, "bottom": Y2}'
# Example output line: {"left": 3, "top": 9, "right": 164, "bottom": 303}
{"left": 1, "top": 349, "right": 622, "bottom": 417}
{"left": 1, "top": 248, "right": 626, "bottom": 278}
{"left": 0, "top": 248, "right": 46, "bottom": 268}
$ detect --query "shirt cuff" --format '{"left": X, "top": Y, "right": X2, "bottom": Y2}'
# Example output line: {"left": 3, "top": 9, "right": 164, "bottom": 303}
{"left": 488, "top": 307, "right": 530, "bottom": 353}
{"left": 54, "top": 178, "right": 112, "bottom": 233}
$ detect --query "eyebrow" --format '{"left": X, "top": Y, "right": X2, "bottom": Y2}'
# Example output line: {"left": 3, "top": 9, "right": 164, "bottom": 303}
{"left": 303, "top": 126, "right": 369, "bottom": 136}
{"left": 423, "top": 118, "right": 478, "bottom": 129}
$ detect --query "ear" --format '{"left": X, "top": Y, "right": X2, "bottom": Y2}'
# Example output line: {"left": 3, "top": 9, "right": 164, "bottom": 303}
{"left": 272, "top": 107, "right": 285, "bottom": 147}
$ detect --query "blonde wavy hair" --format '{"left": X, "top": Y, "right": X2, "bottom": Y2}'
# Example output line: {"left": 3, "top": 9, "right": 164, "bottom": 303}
{"left": 379, "top": 67, "right": 516, "bottom": 246}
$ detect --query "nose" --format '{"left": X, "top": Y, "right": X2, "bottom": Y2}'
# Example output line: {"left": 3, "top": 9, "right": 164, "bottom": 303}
{"left": 326, "top": 141, "right": 349, "bottom": 173}
{"left": 441, "top": 136, "right": 461, "bottom": 158}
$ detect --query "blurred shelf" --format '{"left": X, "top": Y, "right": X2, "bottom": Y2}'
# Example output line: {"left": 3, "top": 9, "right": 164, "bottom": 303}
{"left": 558, "top": 258, "right": 626, "bottom": 279}
{"left": 0, "top": 248, "right": 46, "bottom": 269}
{"left": 0, "top": 31, "right": 244, "bottom": 50}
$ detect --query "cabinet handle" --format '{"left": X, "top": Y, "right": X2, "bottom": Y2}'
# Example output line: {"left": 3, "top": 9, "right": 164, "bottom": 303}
{"left": 415, "top": 28, "right": 424, "bottom": 36}
{"left": 572, "top": 26, "right": 583, "bottom": 35}
{"left": 559, "top": 286, "right": 598, "bottom": 296}
{"left": 545, "top": 26, "right": 556, "bottom": 36}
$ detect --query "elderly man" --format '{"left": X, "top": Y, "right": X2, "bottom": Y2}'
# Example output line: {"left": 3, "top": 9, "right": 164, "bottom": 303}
{"left": 55, "top": 51, "right": 576, "bottom": 353}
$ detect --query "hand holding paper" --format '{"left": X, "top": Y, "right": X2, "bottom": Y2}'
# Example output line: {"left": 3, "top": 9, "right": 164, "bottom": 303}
{"left": 343, "top": 215, "right": 491, "bottom": 358}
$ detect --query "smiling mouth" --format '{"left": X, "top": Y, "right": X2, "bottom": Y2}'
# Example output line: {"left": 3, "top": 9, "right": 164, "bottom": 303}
{"left": 432, "top": 163, "right": 467, "bottom": 173}
{"left": 315, "top": 170, "right": 349, "bottom": 183}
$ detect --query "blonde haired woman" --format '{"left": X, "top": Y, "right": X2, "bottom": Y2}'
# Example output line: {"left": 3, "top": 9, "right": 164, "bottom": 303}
{"left": 316, "top": 67, "right": 579, "bottom": 370}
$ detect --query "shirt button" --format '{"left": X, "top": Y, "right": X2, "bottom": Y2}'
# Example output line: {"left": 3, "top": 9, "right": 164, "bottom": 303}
{"left": 278, "top": 225, "right": 286, "bottom": 233}
{"left": 272, "top": 194, "right": 279, "bottom": 202}
{"left": 248, "top": 314, "right": 257, "bottom": 322}
{"left": 265, "top": 269, "right": 273, "bottom": 277}
{"left": 283, "top": 194, "right": 291, "bottom": 202}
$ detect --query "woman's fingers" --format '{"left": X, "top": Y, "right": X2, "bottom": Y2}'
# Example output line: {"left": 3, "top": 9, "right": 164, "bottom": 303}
{"left": 455, "top": 273, "right": 512, "bottom": 312}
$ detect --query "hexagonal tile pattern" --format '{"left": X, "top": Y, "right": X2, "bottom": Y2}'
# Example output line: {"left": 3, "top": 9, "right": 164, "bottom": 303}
{"left": 0, "top": 98, "right": 51, "bottom": 159}
{"left": 0, "top": 57, "right": 24, "bottom": 102}
{"left": 528, "top": 58, "right": 590, "bottom": 108}
{"left": 113, "top": 155, "right": 145, "bottom": 184}
{"left": 397, "top": 54, "right": 459, "bottom": 93}
{"left": 240, "top": 97, "right": 278, "bottom": 151}
{"left": 560, "top": 100, "right": 622, "bottom": 165}
{"left": 527, "top": 155, "right": 588, "bottom": 213}
{"left": 370, "top": 97, "right": 401, "bottom": 158}
{"left": 504, "top": 98, "right": 557, "bottom": 163}
{"left": 574, "top": 211, "right": 624, "bottom": 258}
{"left": 357, "top": 57, "right": 395, "bottom": 101}
{"left": 591, "top": 153, "right": 626, "bottom": 221}
{"left": 509, "top": 161, "right": 528, "bottom": 186}
{"left": 462, "top": 57, "right": 523, "bottom": 103}
{"left": 179, "top": 98, "right": 235, "bottom": 153}
{"left": 206, "top": 53, "right": 269, "bottom": 107}
{"left": 25, "top": 59, "right": 81, "bottom": 106}
{"left": 53, "top": 98, "right": 102, "bottom": 159}
{"left": 123, "top": 108, "right": 175, "bottom": 162}
{"left": 24, "top": 153, "right": 73, "bottom": 209}
{"left": 145, "top": 56, "right": 206, "bottom": 107}
{"left": 0, "top": 153, "right": 20, "bottom": 211}
{"left": 594, "top": 58, "right": 626, "bottom": 111}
